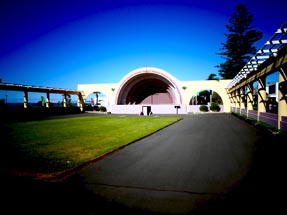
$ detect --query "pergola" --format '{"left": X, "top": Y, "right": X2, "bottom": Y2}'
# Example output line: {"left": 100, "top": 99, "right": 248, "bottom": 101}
{"left": 0, "top": 82, "right": 85, "bottom": 110}
{"left": 227, "top": 21, "right": 287, "bottom": 130}
{"left": 227, "top": 21, "right": 287, "bottom": 89}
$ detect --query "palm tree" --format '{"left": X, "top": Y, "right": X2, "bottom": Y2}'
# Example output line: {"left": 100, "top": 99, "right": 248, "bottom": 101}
{"left": 93, "top": 91, "right": 100, "bottom": 105}
{"left": 206, "top": 73, "right": 218, "bottom": 104}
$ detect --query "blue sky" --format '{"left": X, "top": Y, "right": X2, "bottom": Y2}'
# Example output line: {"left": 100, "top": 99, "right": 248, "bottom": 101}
{"left": 0, "top": 0, "right": 286, "bottom": 102}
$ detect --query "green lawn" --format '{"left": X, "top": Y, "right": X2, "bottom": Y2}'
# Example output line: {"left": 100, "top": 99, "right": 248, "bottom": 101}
{"left": 1, "top": 115, "right": 182, "bottom": 178}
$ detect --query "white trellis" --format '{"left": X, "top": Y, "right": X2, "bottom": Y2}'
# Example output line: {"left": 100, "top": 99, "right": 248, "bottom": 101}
{"left": 226, "top": 21, "right": 287, "bottom": 89}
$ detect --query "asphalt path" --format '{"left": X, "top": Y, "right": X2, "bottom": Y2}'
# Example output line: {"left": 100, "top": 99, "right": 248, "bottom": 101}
{"left": 2, "top": 113, "right": 286, "bottom": 214}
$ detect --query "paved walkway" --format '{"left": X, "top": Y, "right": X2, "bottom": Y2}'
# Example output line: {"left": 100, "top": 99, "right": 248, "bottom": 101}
{"left": 2, "top": 113, "right": 286, "bottom": 214}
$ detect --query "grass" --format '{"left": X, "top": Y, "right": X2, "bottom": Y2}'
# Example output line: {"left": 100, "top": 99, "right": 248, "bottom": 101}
{"left": 1, "top": 115, "right": 182, "bottom": 178}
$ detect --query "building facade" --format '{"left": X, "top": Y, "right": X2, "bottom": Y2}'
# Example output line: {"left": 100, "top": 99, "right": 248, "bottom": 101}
{"left": 78, "top": 67, "right": 232, "bottom": 115}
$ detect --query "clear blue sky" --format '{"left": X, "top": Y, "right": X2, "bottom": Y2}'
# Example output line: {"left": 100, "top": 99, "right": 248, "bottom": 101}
{"left": 0, "top": 0, "right": 286, "bottom": 102}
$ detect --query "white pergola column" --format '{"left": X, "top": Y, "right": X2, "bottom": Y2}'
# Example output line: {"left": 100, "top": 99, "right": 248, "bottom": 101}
{"left": 24, "top": 91, "right": 28, "bottom": 108}
{"left": 77, "top": 93, "right": 84, "bottom": 112}
{"left": 63, "top": 94, "right": 67, "bottom": 108}
{"left": 46, "top": 92, "right": 50, "bottom": 108}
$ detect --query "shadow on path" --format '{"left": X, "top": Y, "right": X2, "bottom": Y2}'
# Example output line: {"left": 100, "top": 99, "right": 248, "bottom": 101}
{"left": 1, "top": 114, "right": 287, "bottom": 214}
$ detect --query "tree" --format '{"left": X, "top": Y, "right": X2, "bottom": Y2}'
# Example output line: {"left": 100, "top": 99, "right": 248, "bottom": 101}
{"left": 207, "top": 73, "right": 218, "bottom": 80}
{"left": 198, "top": 90, "right": 210, "bottom": 105}
{"left": 216, "top": 4, "right": 262, "bottom": 79}
{"left": 66, "top": 94, "right": 72, "bottom": 107}
{"left": 212, "top": 92, "right": 223, "bottom": 105}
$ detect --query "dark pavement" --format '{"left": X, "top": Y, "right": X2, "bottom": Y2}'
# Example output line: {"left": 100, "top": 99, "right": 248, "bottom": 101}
{"left": 2, "top": 113, "right": 287, "bottom": 214}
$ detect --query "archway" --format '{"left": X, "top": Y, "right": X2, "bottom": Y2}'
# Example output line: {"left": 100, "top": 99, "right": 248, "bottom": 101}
{"left": 116, "top": 67, "right": 182, "bottom": 105}
{"left": 85, "top": 91, "right": 108, "bottom": 111}
{"left": 189, "top": 89, "right": 223, "bottom": 106}
{"left": 188, "top": 86, "right": 226, "bottom": 113}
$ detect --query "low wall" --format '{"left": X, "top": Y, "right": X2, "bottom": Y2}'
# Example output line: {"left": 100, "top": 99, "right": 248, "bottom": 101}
{"left": 188, "top": 105, "right": 224, "bottom": 113}
{"left": 259, "top": 112, "right": 278, "bottom": 128}
{"left": 241, "top": 108, "right": 247, "bottom": 116}
{"left": 280, "top": 116, "right": 287, "bottom": 131}
{"left": 230, "top": 107, "right": 287, "bottom": 131}
{"left": 248, "top": 110, "right": 258, "bottom": 120}
{"left": 110, "top": 104, "right": 226, "bottom": 115}
{"left": 110, "top": 105, "right": 188, "bottom": 115}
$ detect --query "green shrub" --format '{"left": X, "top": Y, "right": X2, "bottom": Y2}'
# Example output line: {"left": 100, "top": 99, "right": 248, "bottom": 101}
{"left": 93, "top": 105, "right": 100, "bottom": 111}
{"left": 99, "top": 106, "right": 107, "bottom": 112}
{"left": 210, "top": 103, "right": 221, "bottom": 112}
{"left": 84, "top": 105, "right": 93, "bottom": 111}
{"left": 199, "top": 105, "right": 208, "bottom": 112}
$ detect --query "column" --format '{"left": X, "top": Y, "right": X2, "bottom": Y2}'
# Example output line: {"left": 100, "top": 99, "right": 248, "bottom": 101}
{"left": 46, "top": 92, "right": 50, "bottom": 108}
{"left": 24, "top": 91, "right": 28, "bottom": 108}
{"left": 63, "top": 94, "right": 67, "bottom": 108}
{"left": 236, "top": 89, "right": 240, "bottom": 113}
{"left": 77, "top": 93, "right": 84, "bottom": 112}
{"left": 229, "top": 90, "right": 235, "bottom": 112}
{"left": 257, "top": 76, "right": 267, "bottom": 120}
{"left": 232, "top": 91, "right": 237, "bottom": 112}
{"left": 246, "top": 83, "right": 254, "bottom": 116}
{"left": 239, "top": 87, "right": 245, "bottom": 112}
{"left": 278, "top": 67, "right": 287, "bottom": 129}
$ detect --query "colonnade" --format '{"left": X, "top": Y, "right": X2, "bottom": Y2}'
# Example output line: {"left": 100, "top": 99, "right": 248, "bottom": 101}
{"left": 0, "top": 83, "right": 85, "bottom": 111}
{"left": 228, "top": 46, "right": 287, "bottom": 130}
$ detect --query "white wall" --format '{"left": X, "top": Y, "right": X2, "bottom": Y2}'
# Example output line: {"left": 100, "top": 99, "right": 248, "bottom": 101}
{"left": 111, "top": 105, "right": 188, "bottom": 115}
